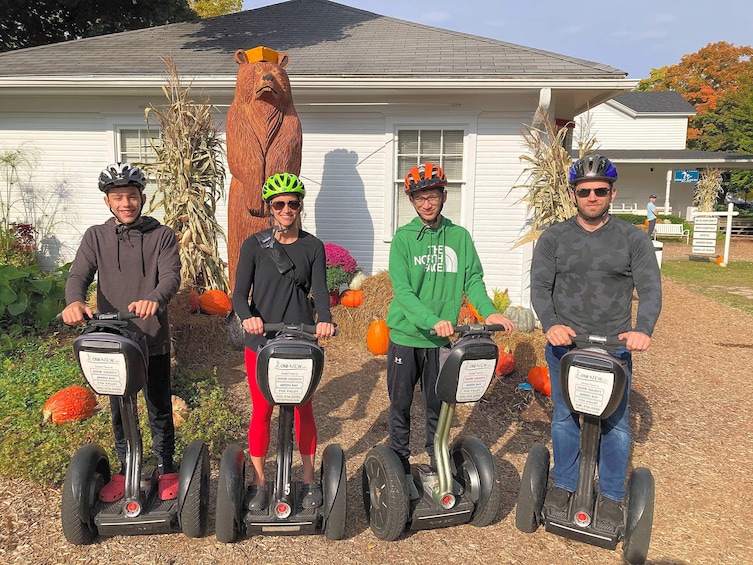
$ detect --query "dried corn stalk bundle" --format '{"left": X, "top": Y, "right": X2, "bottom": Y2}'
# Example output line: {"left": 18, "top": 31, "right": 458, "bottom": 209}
{"left": 143, "top": 57, "right": 228, "bottom": 292}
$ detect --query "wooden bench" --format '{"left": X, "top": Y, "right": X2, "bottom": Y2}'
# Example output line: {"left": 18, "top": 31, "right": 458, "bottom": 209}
{"left": 652, "top": 223, "right": 690, "bottom": 243}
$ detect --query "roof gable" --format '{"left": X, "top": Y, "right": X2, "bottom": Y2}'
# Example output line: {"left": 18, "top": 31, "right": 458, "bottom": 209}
{"left": 0, "top": 0, "right": 626, "bottom": 79}
{"left": 610, "top": 91, "right": 696, "bottom": 115}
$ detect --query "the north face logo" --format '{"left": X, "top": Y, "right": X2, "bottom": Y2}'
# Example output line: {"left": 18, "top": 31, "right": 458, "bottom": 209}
{"left": 413, "top": 244, "right": 458, "bottom": 273}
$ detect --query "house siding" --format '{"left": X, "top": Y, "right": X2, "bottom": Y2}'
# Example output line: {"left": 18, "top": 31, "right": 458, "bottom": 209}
{"left": 580, "top": 103, "right": 689, "bottom": 150}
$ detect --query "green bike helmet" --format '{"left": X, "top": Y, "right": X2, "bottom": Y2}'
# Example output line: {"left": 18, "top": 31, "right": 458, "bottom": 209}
{"left": 262, "top": 173, "right": 305, "bottom": 202}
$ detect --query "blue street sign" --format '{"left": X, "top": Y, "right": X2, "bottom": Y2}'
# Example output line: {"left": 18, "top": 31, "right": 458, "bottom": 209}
{"left": 674, "top": 170, "right": 700, "bottom": 183}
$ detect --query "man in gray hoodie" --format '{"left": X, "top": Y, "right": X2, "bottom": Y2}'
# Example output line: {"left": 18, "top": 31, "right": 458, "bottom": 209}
{"left": 62, "top": 163, "right": 182, "bottom": 502}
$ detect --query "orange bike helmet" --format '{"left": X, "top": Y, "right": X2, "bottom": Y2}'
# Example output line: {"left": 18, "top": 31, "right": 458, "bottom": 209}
{"left": 404, "top": 162, "right": 447, "bottom": 195}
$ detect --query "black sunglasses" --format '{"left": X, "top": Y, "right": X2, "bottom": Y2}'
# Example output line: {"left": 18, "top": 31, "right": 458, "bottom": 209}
{"left": 270, "top": 199, "right": 301, "bottom": 211}
{"left": 575, "top": 187, "right": 612, "bottom": 198}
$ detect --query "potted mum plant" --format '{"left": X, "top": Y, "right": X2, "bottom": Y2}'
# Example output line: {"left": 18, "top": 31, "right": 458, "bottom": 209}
{"left": 324, "top": 242, "right": 358, "bottom": 306}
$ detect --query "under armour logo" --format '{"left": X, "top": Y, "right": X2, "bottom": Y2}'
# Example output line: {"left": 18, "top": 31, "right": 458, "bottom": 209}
{"left": 394, "top": 357, "right": 403, "bottom": 365}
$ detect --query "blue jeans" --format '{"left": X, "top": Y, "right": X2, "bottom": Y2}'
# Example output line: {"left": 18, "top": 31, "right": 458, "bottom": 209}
{"left": 546, "top": 342, "right": 632, "bottom": 501}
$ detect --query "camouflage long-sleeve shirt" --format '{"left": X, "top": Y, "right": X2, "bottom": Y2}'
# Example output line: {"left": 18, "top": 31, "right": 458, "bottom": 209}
{"left": 530, "top": 215, "right": 662, "bottom": 337}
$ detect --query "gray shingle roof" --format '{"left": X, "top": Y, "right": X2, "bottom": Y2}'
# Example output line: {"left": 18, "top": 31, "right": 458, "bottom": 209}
{"left": 612, "top": 91, "right": 697, "bottom": 114}
{"left": 0, "top": 0, "right": 626, "bottom": 79}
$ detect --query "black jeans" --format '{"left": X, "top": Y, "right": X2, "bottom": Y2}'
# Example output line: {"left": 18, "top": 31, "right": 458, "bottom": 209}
{"left": 386, "top": 341, "right": 442, "bottom": 474}
{"left": 110, "top": 352, "right": 175, "bottom": 471}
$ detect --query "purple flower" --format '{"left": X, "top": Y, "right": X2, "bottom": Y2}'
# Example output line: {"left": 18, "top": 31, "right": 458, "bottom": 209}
{"left": 324, "top": 243, "right": 358, "bottom": 273}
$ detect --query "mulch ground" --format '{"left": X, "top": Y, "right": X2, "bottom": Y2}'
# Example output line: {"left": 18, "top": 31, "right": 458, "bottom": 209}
{"left": 2, "top": 239, "right": 752, "bottom": 564}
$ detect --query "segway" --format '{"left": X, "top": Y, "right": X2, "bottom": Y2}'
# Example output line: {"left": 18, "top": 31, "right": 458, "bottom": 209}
{"left": 362, "top": 324, "right": 503, "bottom": 541}
{"left": 60, "top": 312, "right": 210, "bottom": 545}
{"left": 515, "top": 334, "right": 654, "bottom": 565}
{"left": 215, "top": 323, "right": 347, "bottom": 542}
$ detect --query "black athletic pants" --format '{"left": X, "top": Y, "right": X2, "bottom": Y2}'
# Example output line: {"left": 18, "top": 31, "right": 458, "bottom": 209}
{"left": 110, "top": 352, "right": 175, "bottom": 472}
{"left": 386, "top": 341, "right": 442, "bottom": 474}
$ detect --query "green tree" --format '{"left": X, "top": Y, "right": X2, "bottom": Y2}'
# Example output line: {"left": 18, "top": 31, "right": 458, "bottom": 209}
{"left": 189, "top": 0, "right": 242, "bottom": 18}
{"left": 0, "top": 0, "right": 198, "bottom": 52}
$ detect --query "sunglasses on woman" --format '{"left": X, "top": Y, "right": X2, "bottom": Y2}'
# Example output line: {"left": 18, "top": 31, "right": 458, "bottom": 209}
{"left": 574, "top": 187, "right": 612, "bottom": 198}
{"left": 270, "top": 199, "right": 301, "bottom": 211}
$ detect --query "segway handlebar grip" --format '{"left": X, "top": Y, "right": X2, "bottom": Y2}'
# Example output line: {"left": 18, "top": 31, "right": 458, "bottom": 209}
{"left": 430, "top": 323, "right": 505, "bottom": 336}
{"left": 262, "top": 322, "right": 339, "bottom": 337}
{"left": 571, "top": 334, "right": 626, "bottom": 350}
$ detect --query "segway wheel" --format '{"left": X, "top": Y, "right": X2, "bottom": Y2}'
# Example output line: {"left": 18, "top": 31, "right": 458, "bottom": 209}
{"left": 450, "top": 436, "right": 500, "bottom": 527}
{"left": 322, "top": 444, "right": 347, "bottom": 540}
{"left": 179, "top": 441, "right": 210, "bottom": 538}
{"left": 361, "top": 445, "right": 409, "bottom": 541}
{"left": 515, "top": 443, "right": 550, "bottom": 533}
{"left": 215, "top": 444, "right": 246, "bottom": 543}
{"left": 623, "top": 467, "right": 655, "bottom": 565}
{"left": 61, "top": 444, "right": 109, "bottom": 545}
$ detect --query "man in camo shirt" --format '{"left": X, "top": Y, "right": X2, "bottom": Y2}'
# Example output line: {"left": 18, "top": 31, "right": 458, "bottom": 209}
{"left": 530, "top": 154, "right": 662, "bottom": 532}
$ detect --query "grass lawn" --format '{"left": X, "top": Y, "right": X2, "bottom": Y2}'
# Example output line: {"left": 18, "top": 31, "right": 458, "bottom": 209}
{"left": 661, "top": 258, "right": 753, "bottom": 316}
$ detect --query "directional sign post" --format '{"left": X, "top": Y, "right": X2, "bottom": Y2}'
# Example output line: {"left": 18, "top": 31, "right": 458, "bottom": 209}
{"left": 691, "top": 216, "right": 718, "bottom": 255}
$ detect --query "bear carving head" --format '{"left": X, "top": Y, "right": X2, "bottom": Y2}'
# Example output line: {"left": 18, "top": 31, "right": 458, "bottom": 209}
{"left": 233, "top": 48, "right": 294, "bottom": 111}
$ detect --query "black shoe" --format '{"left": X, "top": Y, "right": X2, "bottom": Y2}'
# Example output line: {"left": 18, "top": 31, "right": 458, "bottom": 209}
{"left": 246, "top": 485, "right": 268, "bottom": 511}
{"left": 595, "top": 494, "right": 624, "bottom": 533}
{"left": 302, "top": 483, "right": 323, "bottom": 508}
{"left": 544, "top": 486, "right": 572, "bottom": 519}
{"left": 406, "top": 474, "right": 420, "bottom": 501}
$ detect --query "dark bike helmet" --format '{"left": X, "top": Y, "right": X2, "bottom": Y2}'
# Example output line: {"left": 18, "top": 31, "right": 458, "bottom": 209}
{"left": 568, "top": 154, "right": 618, "bottom": 185}
{"left": 98, "top": 163, "right": 147, "bottom": 192}
{"left": 404, "top": 162, "right": 447, "bottom": 195}
{"left": 262, "top": 173, "right": 306, "bottom": 202}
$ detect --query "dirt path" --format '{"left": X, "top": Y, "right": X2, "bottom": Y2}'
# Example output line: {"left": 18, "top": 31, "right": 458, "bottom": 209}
{"left": 2, "top": 244, "right": 753, "bottom": 564}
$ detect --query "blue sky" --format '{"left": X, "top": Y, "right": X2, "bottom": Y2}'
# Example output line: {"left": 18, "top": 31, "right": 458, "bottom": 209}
{"left": 241, "top": 0, "right": 753, "bottom": 80}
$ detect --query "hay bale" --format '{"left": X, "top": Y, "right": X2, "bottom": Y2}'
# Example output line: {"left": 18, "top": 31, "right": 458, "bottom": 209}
{"left": 169, "top": 287, "right": 228, "bottom": 367}
{"left": 493, "top": 329, "right": 548, "bottom": 378}
{"left": 332, "top": 270, "right": 393, "bottom": 345}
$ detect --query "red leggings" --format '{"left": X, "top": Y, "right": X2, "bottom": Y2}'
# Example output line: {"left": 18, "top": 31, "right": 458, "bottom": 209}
{"left": 245, "top": 348, "right": 317, "bottom": 457}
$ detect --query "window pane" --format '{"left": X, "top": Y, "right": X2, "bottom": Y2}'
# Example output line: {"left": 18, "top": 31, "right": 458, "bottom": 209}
{"left": 398, "top": 130, "right": 418, "bottom": 155}
{"left": 420, "top": 131, "right": 441, "bottom": 156}
{"left": 443, "top": 131, "right": 464, "bottom": 155}
{"left": 119, "top": 129, "right": 159, "bottom": 164}
{"left": 443, "top": 156, "right": 463, "bottom": 180}
{"left": 397, "top": 156, "right": 417, "bottom": 180}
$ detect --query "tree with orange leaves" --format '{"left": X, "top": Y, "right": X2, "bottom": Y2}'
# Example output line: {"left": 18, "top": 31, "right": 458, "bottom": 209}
{"left": 637, "top": 41, "right": 753, "bottom": 143}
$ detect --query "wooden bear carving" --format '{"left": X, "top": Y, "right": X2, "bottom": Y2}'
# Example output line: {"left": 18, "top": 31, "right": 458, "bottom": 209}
{"left": 226, "top": 47, "right": 302, "bottom": 289}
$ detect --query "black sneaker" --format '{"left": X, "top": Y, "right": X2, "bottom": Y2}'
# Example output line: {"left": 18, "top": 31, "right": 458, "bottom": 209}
{"left": 406, "top": 474, "right": 420, "bottom": 501}
{"left": 245, "top": 485, "right": 268, "bottom": 511}
{"left": 595, "top": 494, "right": 624, "bottom": 533}
{"left": 544, "top": 486, "right": 572, "bottom": 519}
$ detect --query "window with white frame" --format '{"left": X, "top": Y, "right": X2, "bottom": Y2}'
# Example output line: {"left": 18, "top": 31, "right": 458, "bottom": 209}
{"left": 118, "top": 128, "right": 160, "bottom": 165}
{"left": 395, "top": 129, "right": 464, "bottom": 229}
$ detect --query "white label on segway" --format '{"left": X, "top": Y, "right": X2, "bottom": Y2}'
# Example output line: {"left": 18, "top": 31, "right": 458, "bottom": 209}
{"left": 78, "top": 351, "right": 128, "bottom": 395}
{"left": 455, "top": 359, "right": 496, "bottom": 403}
{"left": 567, "top": 366, "right": 614, "bottom": 416}
{"left": 268, "top": 358, "right": 314, "bottom": 404}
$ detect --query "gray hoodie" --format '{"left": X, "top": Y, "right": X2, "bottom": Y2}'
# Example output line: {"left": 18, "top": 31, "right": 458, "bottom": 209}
{"left": 66, "top": 216, "right": 181, "bottom": 356}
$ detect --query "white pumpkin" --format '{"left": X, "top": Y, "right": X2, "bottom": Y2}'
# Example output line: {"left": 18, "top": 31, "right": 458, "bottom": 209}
{"left": 349, "top": 270, "right": 366, "bottom": 291}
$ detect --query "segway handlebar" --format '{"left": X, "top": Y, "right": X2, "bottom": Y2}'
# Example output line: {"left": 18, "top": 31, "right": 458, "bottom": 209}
{"left": 571, "top": 334, "right": 626, "bottom": 350}
{"left": 430, "top": 323, "right": 506, "bottom": 336}
{"left": 262, "top": 322, "right": 339, "bottom": 337}
{"left": 56, "top": 311, "right": 142, "bottom": 322}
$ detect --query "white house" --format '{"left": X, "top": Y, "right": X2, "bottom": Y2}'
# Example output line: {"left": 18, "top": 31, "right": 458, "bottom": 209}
{"left": 579, "top": 91, "right": 753, "bottom": 218}
{"left": 5, "top": 0, "right": 745, "bottom": 308}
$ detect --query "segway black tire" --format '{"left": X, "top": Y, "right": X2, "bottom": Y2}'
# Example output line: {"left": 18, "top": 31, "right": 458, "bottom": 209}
{"left": 61, "top": 443, "right": 109, "bottom": 545}
{"left": 362, "top": 445, "right": 409, "bottom": 541}
{"left": 515, "top": 443, "right": 550, "bottom": 533}
{"left": 450, "top": 436, "right": 500, "bottom": 527}
{"left": 215, "top": 444, "right": 246, "bottom": 543}
{"left": 179, "top": 441, "right": 210, "bottom": 538}
{"left": 623, "top": 467, "right": 655, "bottom": 565}
{"left": 322, "top": 444, "right": 347, "bottom": 540}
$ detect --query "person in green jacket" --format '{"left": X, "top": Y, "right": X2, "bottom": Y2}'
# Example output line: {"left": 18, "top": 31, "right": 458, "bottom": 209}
{"left": 386, "top": 162, "right": 515, "bottom": 498}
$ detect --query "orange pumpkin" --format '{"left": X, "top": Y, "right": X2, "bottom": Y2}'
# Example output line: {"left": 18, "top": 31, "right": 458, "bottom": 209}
{"left": 367, "top": 318, "right": 390, "bottom": 355}
{"left": 340, "top": 289, "right": 364, "bottom": 308}
{"left": 199, "top": 289, "right": 232, "bottom": 316}
{"left": 527, "top": 366, "right": 551, "bottom": 397}
{"left": 43, "top": 385, "right": 97, "bottom": 424}
{"left": 495, "top": 348, "right": 515, "bottom": 377}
